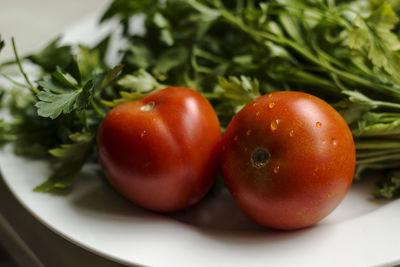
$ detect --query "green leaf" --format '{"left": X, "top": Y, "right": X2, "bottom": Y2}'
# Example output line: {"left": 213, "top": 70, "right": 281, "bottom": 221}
{"left": 100, "top": 0, "right": 156, "bottom": 22}
{"left": 342, "top": 90, "right": 379, "bottom": 109}
{"left": 354, "top": 112, "right": 400, "bottom": 136}
{"left": 65, "top": 57, "right": 82, "bottom": 86}
{"left": 375, "top": 169, "right": 400, "bottom": 199}
{"left": 49, "top": 131, "right": 92, "bottom": 158}
{"left": 125, "top": 43, "right": 154, "bottom": 69}
{"left": 34, "top": 131, "right": 93, "bottom": 192}
{"left": 218, "top": 75, "right": 260, "bottom": 106}
{"left": 101, "top": 91, "right": 145, "bottom": 107}
{"left": 78, "top": 45, "right": 103, "bottom": 80}
{"left": 117, "top": 69, "right": 163, "bottom": 92}
{"left": 100, "top": 64, "right": 124, "bottom": 89}
{"left": 368, "top": 3, "right": 399, "bottom": 33}
{"left": 0, "top": 88, "right": 62, "bottom": 157}
{"left": 279, "top": 13, "right": 304, "bottom": 44}
{"left": 152, "top": 47, "right": 188, "bottom": 76}
{"left": 36, "top": 70, "right": 94, "bottom": 119}
{"left": 53, "top": 67, "right": 79, "bottom": 88}
{"left": 347, "top": 27, "right": 368, "bottom": 49}
{"left": 27, "top": 37, "right": 73, "bottom": 72}
{"left": 346, "top": 3, "right": 400, "bottom": 81}
{"left": 152, "top": 12, "right": 174, "bottom": 46}
{"left": 334, "top": 99, "right": 371, "bottom": 125}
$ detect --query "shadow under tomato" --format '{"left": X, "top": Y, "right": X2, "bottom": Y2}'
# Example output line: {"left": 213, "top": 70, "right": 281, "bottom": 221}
{"left": 68, "top": 166, "right": 165, "bottom": 223}
{"left": 69, "top": 165, "right": 392, "bottom": 234}
{"left": 69, "top": 167, "right": 265, "bottom": 232}
{"left": 170, "top": 188, "right": 266, "bottom": 232}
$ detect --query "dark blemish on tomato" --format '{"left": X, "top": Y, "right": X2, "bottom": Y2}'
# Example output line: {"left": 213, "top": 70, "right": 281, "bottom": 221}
{"left": 251, "top": 147, "right": 270, "bottom": 168}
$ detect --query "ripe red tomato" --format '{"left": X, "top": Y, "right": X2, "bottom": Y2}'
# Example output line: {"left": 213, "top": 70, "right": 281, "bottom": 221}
{"left": 97, "top": 86, "right": 222, "bottom": 213}
{"left": 221, "top": 91, "right": 355, "bottom": 230}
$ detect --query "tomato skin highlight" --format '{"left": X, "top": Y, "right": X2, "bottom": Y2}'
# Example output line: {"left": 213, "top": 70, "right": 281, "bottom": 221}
{"left": 221, "top": 91, "right": 356, "bottom": 230}
{"left": 97, "top": 87, "right": 222, "bottom": 213}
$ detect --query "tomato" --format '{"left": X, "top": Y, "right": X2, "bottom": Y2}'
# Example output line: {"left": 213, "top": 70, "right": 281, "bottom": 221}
{"left": 221, "top": 91, "right": 355, "bottom": 230}
{"left": 97, "top": 86, "right": 222, "bottom": 213}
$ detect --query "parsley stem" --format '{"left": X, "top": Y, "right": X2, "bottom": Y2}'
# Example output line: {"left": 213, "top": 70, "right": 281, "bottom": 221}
{"left": 0, "top": 73, "right": 29, "bottom": 88}
{"left": 219, "top": 9, "right": 400, "bottom": 101}
{"left": 90, "top": 97, "right": 106, "bottom": 119}
{"left": 0, "top": 58, "right": 25, "bottom": 70}
{"left": 11, "top": 37, "right": 39, "bottom": 95}
{"left": 356, "top": 153, "right": 400, "bottom": 165}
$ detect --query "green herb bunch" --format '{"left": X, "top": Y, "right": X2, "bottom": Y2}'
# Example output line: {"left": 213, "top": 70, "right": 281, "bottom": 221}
{"left": 2, "top": 0, "right": 400, "bottom": 198}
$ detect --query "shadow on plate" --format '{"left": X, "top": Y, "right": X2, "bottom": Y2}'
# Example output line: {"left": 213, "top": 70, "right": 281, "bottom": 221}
{"left": 69, "top": 167, "right": 392, "bottom": 234}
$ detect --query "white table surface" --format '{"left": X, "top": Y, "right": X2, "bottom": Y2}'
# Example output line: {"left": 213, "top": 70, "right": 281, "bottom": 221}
{"left": 0, "top": 1, "right": 132, "bottom": 266}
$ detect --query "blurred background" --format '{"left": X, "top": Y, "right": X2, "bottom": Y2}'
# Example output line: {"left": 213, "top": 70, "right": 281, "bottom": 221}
{"left": 0, "top": 0, "right": 109, "bottom": 61}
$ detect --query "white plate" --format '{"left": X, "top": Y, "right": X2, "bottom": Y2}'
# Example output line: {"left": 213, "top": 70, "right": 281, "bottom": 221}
{"left": 1, "top": 12, "right": 400, "bottom": 267}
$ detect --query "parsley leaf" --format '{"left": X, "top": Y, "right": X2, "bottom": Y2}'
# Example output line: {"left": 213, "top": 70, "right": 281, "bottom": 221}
{"left": 100, "top": 0, "right": 156, "bottom": 22}
{"left": 34, "top": 131, "right": 93, "bottom": 192}
{"left": 375, "top": 169, "right": 400, "bottom": 199}
{"left": 36, "top": 69, "right": 93, "bottom": 119}
{"left": 346, "top": 4, "right": 400, "bottom": 81}
{"left": 117, "top": 69, "right": 163, "bottom": 92}
{"left": 27, "top": 37, "right": 73, "bottom": 72}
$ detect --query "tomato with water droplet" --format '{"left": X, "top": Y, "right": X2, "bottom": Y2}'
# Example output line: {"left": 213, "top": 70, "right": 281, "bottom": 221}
{"left": 97, "top": 87, "right": 222, "bottom": 212}
{"left": 221, "top": 91, "right": 355, "bottom": 230}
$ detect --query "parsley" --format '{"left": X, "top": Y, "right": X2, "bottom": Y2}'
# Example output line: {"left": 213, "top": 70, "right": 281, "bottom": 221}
{"left": 33, "top": 131, "right": 94, "bottom": 192}
{"left": 3, "top": 0, "right": 400, "bottom": 198}
{"left": 27, "top": 37, "right": 73, "bottom": 73}
{"left": 36, "top": 68, "right": 93, "bottom": 119}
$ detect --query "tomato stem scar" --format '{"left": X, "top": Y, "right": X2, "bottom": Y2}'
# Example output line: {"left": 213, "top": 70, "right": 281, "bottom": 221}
{"left": 251, "top": 147, "right": 270, "bottom": 168}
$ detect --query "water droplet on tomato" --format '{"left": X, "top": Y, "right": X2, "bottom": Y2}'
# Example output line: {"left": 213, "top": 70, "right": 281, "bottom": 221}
{"left": 316, "top": 121, "right": 322, "bottom": 128}
{"left": 268, "top": 102, "right": 275, "bottom": 109}
{"left": 246, "top": 129, "right": 252, "bottom": 136}
{"left": 140, "top": 130, "right": 147, "bottom": 137}
{"left": 289, "top": 130, "right": 294, "bottom": 137}
{"left": 273, "top": 166, "right": 280, "bottom": 174}
{"left": 256, "top": 111, "right": 260, "bottom": 116}
{"left": 253, "top": 103, "right": 257, "bottom": 107}
{"left": 270, "top": 120, "right": 279, "bottom": 131}
{"left": 331, "top": 139, "right": 338, "bottom": 146}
